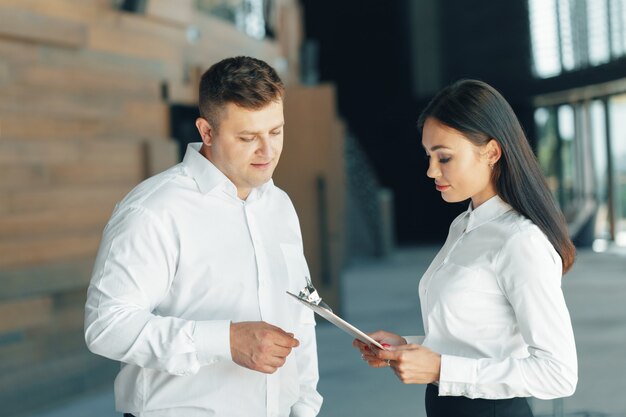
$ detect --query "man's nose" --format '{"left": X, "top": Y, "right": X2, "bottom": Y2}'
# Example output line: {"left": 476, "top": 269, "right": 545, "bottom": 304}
{"left": 257, "top": 137, "right": 273, "bottom": 158}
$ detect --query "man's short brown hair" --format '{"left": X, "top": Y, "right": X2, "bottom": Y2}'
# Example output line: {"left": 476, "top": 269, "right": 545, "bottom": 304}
{"left": 198, "top": 56, "right": 285, "bottom": 131}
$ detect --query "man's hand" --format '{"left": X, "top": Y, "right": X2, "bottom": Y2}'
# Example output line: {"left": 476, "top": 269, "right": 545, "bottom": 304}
{"left": 230, "top": 321, "right": 299, "bottom": 374}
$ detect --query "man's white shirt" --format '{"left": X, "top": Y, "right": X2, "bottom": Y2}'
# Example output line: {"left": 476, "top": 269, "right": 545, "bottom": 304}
{"left": 85, "top": 143, "right": 322, "bottom": 417}
{"left": 418, "top": 195, "right": 577, "bottom": 400}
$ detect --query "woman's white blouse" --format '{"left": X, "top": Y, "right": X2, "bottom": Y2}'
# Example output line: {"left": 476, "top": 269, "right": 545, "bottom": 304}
{"left": 419, "top": 195, "right": 577, "bottom": 400}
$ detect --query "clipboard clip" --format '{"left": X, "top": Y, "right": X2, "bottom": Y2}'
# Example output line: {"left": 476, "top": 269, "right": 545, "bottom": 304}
{"left": 296, "top": 276, "right": 333, "bottom": 313}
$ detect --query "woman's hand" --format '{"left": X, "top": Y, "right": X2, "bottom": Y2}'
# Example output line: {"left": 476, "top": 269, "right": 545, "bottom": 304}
{"left": 375, "top": 344, "right": 441, "bottom": 384}
{"left": 352, "top": 330, "right": 407, "bottom": 368}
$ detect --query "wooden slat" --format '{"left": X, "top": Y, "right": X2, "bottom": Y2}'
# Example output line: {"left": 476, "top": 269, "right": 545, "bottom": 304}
{"left": 88, "top": 12, "right": 183, "bottom": 62}
{"left": 144, "top": 139, "right": 180, "bottom": 177}
{"left": 0, "top": 325, "right": 85, "bottom": 374}
{"left": 0, "top": 350, "right": 117, "bottom": 417}
{"left": 0, "top": 5, "right": 87, "bottom": 48}
{"left": 0, "top": 183, "right": 133, "bottom": 215}
{"left": 0, "top": 161, "right": 142, "bottom": 190}
{"left": 0, "top": 296, "right": 53, "bottom": 333}
{"left": 145, "top": 0, "right": 195, "bottom": 25}
{"left": 0, "top": 113, "right": 106, "bottom": 141}
{"left": 0, "top": 165, "right": 48, "bottom": 191}
{"left": 0, "top": 233, "right": 101, "bottom": 268}
{"left": 0, "top": 139, "right": 144, "bottom": 165}
{"left": 41, "top": 43, "right": 183, "bottom": 81}
{"left": 12, "top": 65, "right": 162, "bottom": 100}
{"left": 0, "top": 258, "right": 94, "bottom": 300}
{"left": 117, "top": 100, "right": 170, "bottom": 139}
{"left": 0, "top": 0, "right": 109, "bottom": 24}
{"left": 0, "top": 207, "right": 112, "bottom": 240}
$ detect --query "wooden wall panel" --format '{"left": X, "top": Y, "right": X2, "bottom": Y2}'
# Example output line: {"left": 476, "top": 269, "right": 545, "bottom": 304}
{"left": 0, "top": 1, "right": 314, "bottom": 415}
{"left": 0, "top": 297, "right": 53, "bottom": 333}
{"left": 0, "top": 5, "right": 87, "bottom": 48}
{"left": 0, "top": 258, "right": 94, "bottom": 300}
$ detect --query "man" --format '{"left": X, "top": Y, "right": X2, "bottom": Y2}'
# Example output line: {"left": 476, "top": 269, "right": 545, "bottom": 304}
{"left": 85, "top": 56, "right": 322, "bottom": 417}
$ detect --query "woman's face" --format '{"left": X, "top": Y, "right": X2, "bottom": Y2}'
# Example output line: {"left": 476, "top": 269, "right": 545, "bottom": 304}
{"left": 421, "top": 117, "right": 497, "bottom": 208}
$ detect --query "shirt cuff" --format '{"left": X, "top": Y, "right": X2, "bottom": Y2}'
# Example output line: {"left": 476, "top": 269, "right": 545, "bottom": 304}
{"left": 193, "top": 320, "right": 232, "bottom": 365}
{"left": 438, "top": 354, "right": 478, "bottom": 397}
{"left": 403, "top": 335, "right": 425, "bottom": 345}
{"left": 290, "top": 403, "right": 318, "bottom": 417}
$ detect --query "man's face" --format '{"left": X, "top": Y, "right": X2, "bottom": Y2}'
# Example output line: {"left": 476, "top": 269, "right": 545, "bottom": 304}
{"left": 196, "top": 99, "right": 284, "bottom": 199}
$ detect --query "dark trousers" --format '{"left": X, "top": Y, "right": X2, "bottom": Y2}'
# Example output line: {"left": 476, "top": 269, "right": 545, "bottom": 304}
{"left": 425, "top": 384, "right": 534, "bottom": 417}
{"left": 123, "top": 414, "right": 135, "bottom": 417}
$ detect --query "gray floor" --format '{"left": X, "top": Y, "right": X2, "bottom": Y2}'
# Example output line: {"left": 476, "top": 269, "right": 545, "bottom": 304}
{"left": 28, "top": 246, "right": 626, "bottom": 417}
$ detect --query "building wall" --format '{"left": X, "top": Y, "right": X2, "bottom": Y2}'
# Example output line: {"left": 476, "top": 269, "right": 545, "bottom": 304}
{"left": 0, "top": 1, "right": 343, "bottom": 414}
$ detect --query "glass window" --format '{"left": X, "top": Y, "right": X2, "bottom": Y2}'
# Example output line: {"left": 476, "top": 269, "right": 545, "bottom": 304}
{"left": 587, "top": 0, "right": 611, "bottom": 65}
{"left": 558, "top": 0, "right": 577, "bottom": 70}
{"left": 608, "top": 94, "right": 626, "bottom": 245}
{"left": 610, "top": 0, "right": 626, "bottom": 57}
{"left": 558, "top": 104, "right": 579, "bottom": 218}
{"left": 535, "top": 107, "right": 562, "bottom": 200}
{"left": 589, "top": 100, "right": 612, "bottom": 244}
{"left": 529, "top": 0, "right": 562, "bottom": 77}
{"left": 529, "top": 0, "right": 617, "bottom": 76}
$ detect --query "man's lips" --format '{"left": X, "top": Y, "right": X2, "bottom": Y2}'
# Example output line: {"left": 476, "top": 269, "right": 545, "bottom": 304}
{"left": 251, "top": 161, "right": 272, "bottom": 169}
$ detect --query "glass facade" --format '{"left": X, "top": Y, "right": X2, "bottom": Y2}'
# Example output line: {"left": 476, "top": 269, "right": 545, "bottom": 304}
{"left": 529, "top": 0, "right": 626, "bottom": 78}
{"left": 608, "top": 94, "right": 626, "bottom": 245}
{"left": 535, "top": 96, "right": 626, "bottom": 248}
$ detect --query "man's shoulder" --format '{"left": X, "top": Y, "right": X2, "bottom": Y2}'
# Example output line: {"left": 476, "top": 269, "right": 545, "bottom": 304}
{"left": 118, "top": 163, "right": 190, "bottom": 211}
{"left": 266, "top": 182, "right": 296, "bottom": 209}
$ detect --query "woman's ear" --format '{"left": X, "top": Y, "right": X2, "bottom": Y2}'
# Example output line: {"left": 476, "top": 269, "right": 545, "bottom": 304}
{"left": 485, "top": 139, "right": 502, "bottom": 166}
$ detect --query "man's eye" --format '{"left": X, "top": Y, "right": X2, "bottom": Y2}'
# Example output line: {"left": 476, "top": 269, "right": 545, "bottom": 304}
{"left": 271, "top": 130, "right": 282, "bottom": 136}
{"left": 240, "top": 137, "right": 255, "bottom": 142}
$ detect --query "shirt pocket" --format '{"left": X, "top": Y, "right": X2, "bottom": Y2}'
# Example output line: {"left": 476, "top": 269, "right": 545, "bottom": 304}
{"left": 280, "top": 243, "right": 315, "bottom": 325}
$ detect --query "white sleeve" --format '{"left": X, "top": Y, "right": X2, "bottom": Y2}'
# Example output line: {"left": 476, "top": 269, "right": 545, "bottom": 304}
{"left": 84, "top": 206, "right": 231, "bottom": 376}
{"left": 438, "top": 230, "right": 577, "bottom": 399}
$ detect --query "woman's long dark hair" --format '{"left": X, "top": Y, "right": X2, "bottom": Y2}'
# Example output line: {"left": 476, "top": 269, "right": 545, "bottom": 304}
{"left": 417, "top": 79, "right": 575, "bottom": 273}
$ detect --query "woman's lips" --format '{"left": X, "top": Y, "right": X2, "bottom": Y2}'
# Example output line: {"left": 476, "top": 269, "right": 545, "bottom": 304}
{"left": 435, "top": 184, "right": 450, "bottom": 192}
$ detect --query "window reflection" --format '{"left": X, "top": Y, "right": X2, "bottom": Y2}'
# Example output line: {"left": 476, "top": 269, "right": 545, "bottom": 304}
{"left": 558, "top": 104, "right": 579, "bottom": 217}
{"left": 528, "top": 0, "right": 623, "bottom": 77}
{"left": 589, "top": 101, "right": 611, "bottom": 243}
{"left": 608, "top": 94, "right": 626, "bottom": 245}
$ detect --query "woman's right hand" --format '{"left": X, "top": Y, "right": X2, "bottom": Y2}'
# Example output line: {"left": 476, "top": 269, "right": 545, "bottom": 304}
{"left": 352, "top": 330, "right": 407, "bottom": 368}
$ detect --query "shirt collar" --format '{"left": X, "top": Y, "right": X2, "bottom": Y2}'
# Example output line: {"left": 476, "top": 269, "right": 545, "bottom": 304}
{"left": 182, "top": 143, "right": 274, "bottom": 200}
{"left": 465, "top": 195, "right": 514, "bottom": 233}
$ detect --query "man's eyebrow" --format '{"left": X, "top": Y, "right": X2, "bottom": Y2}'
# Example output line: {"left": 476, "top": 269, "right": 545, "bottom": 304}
{"left": 237, "top": 122, "right": 285, "bottom": 135}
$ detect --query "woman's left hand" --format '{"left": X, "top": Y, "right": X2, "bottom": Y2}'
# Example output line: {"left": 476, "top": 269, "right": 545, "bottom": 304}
{"left": 376, "top": 344, "right": 441, "bottom": 384}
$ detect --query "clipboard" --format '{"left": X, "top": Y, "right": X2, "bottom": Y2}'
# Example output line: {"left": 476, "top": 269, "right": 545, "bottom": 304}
{"left": 287, "top": 291, "right": 385, "bottom": 350}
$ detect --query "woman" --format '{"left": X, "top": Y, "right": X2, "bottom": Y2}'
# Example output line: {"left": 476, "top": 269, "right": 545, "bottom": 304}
{"left": 353, "top": 79, "right": 577, "bottom": 417}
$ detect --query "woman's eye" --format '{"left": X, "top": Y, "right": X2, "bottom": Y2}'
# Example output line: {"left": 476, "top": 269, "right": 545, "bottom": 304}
{"left": 439, "top": 157, "right": 451, "bottom": 164}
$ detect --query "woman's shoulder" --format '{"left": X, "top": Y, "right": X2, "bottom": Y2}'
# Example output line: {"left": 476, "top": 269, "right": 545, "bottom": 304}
{"left": 495, "top": 210, "right": 562, "bottom": 273}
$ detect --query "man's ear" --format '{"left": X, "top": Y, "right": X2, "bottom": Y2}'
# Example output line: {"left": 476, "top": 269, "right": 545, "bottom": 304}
{"left": 195, "top": 117, "right": 214, "bottom": 147}
{"left": 486, "top": 138, "right": 502, "bottom": 165}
